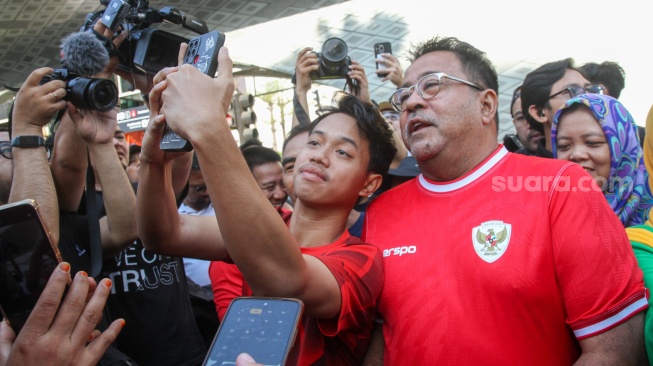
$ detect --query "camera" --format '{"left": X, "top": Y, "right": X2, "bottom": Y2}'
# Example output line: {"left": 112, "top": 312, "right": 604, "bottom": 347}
{"left": 85, "top": 0, "right": 208, "bottom": 75}
{"left": 311, "top": 37, "right": 351, "bottom": 80}
{"left": 40, "top": 69, "right": 119, "bottom": 112}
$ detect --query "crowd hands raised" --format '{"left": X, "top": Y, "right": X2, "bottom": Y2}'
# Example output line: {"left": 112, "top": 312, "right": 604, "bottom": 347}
{"left": 1, "top": 17, "right": 653, "bottom": 366}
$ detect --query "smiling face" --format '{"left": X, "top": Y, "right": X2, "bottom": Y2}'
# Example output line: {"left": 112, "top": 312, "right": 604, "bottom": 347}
{"left": 113, "top": 127, "right": 129, "bottom": 169}
{"left": 555, "top": 107, "right": 611, "bottom": 185}
{"left": 294, "top": 113, "right": 373, "bottom": 208}
{"left": 281, "top": 131, "right": 309, "bottom": 205}
{"left": 252, "top": 162, "right": 287, "bottom": 209}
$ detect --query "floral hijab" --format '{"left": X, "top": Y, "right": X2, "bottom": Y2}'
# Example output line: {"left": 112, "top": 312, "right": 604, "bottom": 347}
{"left": 551, "top": 94, "right": 653, "bottom": 226}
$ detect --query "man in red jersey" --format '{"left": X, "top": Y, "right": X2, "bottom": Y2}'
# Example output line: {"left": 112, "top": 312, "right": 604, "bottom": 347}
{"left": 136, "top": 45, "right": 397, "bottom": 365}
{"left": 363, "top": 36, "right": 647, "bottom": 365}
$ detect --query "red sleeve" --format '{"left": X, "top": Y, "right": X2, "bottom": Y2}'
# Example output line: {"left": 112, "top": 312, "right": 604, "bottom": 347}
{"left": 209, "top": 261, "right": 244, "bottom": 321}
{"left": 314, "top": 239, "right": 383, "bottom": 340}
{"left": 550, "top": 164, "right": 648, "bottom": 339}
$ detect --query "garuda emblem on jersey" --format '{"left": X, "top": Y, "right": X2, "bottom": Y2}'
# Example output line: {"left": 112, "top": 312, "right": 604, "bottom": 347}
{"left": 472, "top": 220, "right": 511, "bottom": 263}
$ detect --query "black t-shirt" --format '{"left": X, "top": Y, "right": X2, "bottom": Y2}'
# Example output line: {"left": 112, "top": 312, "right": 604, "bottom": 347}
{"left": 65, "top": 186, "right": 206, "bottom": 366}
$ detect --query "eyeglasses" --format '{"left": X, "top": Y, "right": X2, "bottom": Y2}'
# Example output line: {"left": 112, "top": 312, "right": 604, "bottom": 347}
{"left": 390, "top": 72, "right": 484, "bottom": 112}
{"left": 381, "top": 111, "right": 400, "bottom": 122}
{"left": 191, "top": 184, "right": 207, "bottom": 193}
{"left": 548, "top": 85, "right": 604, "bottom": 100}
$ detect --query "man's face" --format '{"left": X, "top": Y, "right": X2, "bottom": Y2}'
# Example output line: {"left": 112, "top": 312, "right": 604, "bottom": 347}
{"left": 399, "top": 51, "right": 480, "bottom": 163}
{"left": 544, "top": 69, "right": 590, "bottom": 124}
{"left": 381, "top": 109, "right": 401, "bottom": 135}
{"left": 252, "top": 162, "right": 287, "bottom": 209}
{"left": 294, "top": 113, "right": 372, "bottom": 208}
{"left": 512, "top": 97, "right": 543, "bottom": 152}
{"left": 126, "top": 153, "right": 140, "bottom": 184}
{"left": 184, "top": 170, "right": 211, "bottom": 211}
{"left": 281, "top": 131, "right": 309, "bottom": 205}
{"left": 0, "top": 131, "right": 12, "bottom": 205}
{"left": 113, "top": 127, "right": 129, "bottom": 169}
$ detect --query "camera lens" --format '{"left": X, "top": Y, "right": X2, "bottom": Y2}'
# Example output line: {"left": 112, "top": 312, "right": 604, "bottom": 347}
{"left": 66, "top": 77, "right": 118, "bottom": 112}
{"left": 321, "top": 38, "right": 348, "bottom": 64}
{"left": 89, "top": 80, "right": 119, "bottom": 111}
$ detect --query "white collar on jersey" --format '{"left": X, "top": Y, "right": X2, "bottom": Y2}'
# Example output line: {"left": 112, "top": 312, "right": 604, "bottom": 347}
{"left": 418, "top": 146, "right": 509, "bottom": 193}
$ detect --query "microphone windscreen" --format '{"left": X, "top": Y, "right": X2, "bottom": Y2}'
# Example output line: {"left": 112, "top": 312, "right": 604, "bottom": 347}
{"left": 60, "top": 32, "right": 110, "bottom": 77}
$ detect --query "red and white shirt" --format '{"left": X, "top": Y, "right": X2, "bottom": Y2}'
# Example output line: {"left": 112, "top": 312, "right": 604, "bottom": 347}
{"left": 364, "top": 146, "right": 647, "bottom": 365}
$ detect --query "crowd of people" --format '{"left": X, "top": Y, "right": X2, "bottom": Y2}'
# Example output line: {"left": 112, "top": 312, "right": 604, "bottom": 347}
{"left": 0, "top": 16, "right": 652, "bottom": 366}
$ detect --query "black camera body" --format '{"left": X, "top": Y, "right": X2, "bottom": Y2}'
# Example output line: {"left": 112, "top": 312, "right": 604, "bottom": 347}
{"left": 312, "top": 37, "right": 351, "bottom": 80}
{"left": 40, "top": 69, "right": 119, "bottom": 112}
{"left": 86, "top": 0, "right": 208, "bottom": 75}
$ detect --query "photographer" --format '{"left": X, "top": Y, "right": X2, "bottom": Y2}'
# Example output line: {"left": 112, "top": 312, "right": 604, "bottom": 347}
{"left": 49, "top": 22, "right": 203, "bottom": 366}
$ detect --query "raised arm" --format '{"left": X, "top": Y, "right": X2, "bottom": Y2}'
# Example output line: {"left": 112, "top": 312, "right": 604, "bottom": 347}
{"left": 158, "top": 49, "right": 344, "bottom": 319}
{"left": 292, "top": 47, "right": 317, "bottom": 127}
{"left": 65, "top": 105, "right": 137, "bottom": 257}
{"left": 9, "top": 67, "right": 66, "bottom": 243}
{"left": 375, "top": 53, "right": 404, "bottom": 87}
{"left": 136, "top": 71, "right": 227, "bottom": 261}
{"left": 50, "top": 112, "right": 87, "bottom": 212}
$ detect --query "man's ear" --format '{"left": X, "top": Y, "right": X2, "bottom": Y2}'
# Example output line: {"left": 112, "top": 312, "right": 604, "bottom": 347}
{"left": 359, "top": 173, "right": 383, "bottom": 198}
{"left": 528, "top": 105, "right": 548, "bottom": 124}
{"left": 479, "top": 89, "right": 498, "bottom": 127}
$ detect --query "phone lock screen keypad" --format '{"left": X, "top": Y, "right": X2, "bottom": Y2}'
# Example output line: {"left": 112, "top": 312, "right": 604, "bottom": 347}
{"left": 204, "top": 298, "right": 302, "bottom": 366}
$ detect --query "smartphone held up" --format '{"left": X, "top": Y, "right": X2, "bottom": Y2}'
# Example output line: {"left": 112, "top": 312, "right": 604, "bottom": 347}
{"left": 0, "top": 199, "right": 62, "bottom": 334}
{"left": 203, "top": 297, "right": 303, "bottom": 366}
{"left": 374, "top": 42, "right": 392, "bottom": 78}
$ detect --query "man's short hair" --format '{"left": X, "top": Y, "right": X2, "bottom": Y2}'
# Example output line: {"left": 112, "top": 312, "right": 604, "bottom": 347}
{"left": 311, "top": 93, "right": 397, "bottom": 177}
{"left": 191, "top": 151, "right": 201, "bottom": 172}
{"left": 282, "top": 123, "right": 311, "bottom": 153}
{"left": 242, "top": 145, "right": 281, "bottom": 172}
{"left": 521, "top": 58, "right": 574, "bottom": 133}
{"left": 407, "top": 36, "right": 499, "bottom": 129}
{"left": 578, "top": 61, "right": 625, "bottom": 99}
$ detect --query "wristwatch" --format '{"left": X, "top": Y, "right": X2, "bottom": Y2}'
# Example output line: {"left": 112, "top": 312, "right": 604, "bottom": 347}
{"left": 11, "top": 135, "right": 46, "bottom": 149}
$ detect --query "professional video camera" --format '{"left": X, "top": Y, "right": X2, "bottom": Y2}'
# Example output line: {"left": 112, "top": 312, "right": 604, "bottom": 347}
{"left": 311, "top": 38, "right": 352, "bottom": 80}
{"left": 84, "top": 0, "right": 209, "bottom": 75}
{"left": 40, "top": 69, "right": 119, "bottom": 112}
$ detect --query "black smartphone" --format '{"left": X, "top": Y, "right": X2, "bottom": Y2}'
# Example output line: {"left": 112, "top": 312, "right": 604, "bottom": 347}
{"left": 203, "top": 297, "right": 303, "bottom": 366}
{"left": 100, "top": 0, "right": 132, "bottom": 32}
{"left": 374, "top": 42, "right": 392, "bottom": 78}
{"left": 160, "top": 30, "right": 226, "bottom": 152}
{"left": 502, "top": 134, "right": 524, "bottom": 153}
{"left": 0, "top": 199, "right": 62, "bottom": 334}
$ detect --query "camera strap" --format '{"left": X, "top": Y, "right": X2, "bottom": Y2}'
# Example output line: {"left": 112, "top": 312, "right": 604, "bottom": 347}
{"left": 85, "top": 148, "right": 103, "bottom": 278}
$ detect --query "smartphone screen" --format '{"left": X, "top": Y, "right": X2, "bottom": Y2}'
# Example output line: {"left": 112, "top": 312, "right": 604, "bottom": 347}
{"left": 203, "top": 297, "right": 303, "bottom": 366}
{"left": 0, "top": 200, "right": 62, "bottom": 334}
{"left": 374, "top": 42, "right": 392, "bottom": 78}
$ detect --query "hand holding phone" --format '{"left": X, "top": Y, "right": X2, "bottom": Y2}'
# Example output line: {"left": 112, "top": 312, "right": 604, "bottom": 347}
{"left": 160, "top": 30, "right": 225, "bottom": 152}
{"left": 0, "top": 199, "right": 62, "bottom": 334}
{"left": 203, "top": 297, "right": 303, "bottom": 366}
{"left": 374, "top": 42, "right": 393, "bottom": 78}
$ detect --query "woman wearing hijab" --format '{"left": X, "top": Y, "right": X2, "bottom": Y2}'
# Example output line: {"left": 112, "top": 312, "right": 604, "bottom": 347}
{"left": 552, "top": 94, "right": 653, "bottom": 364}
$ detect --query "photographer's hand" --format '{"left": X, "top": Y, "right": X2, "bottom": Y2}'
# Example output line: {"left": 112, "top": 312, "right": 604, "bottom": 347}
{"left": 91, "top": 21, "right": 128, "bottom": 80}
{"left": 65, "top": 105, "right": 119, "bottom": 146}
{"left": 375, "top": 53, "right": 404, "bottom": 87}
{"left": 295, "top": 47, "right": 317, "bottom": 94}
{"left": 348, "top": 60, "right": 371, "bottom": 104}
{"left": 13, "top": 68, "right": 66, "bottom": 135}
{"left": 0, "top": 263, "right": 123, "bottom": 366}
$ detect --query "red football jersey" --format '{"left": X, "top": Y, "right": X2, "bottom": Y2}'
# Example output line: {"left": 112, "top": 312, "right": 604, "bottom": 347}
{"left": 364, "top": 146, "right": 647, "bottom": 365}
{"left": 210, "top": 214, "right": 382, "bottom": 365}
